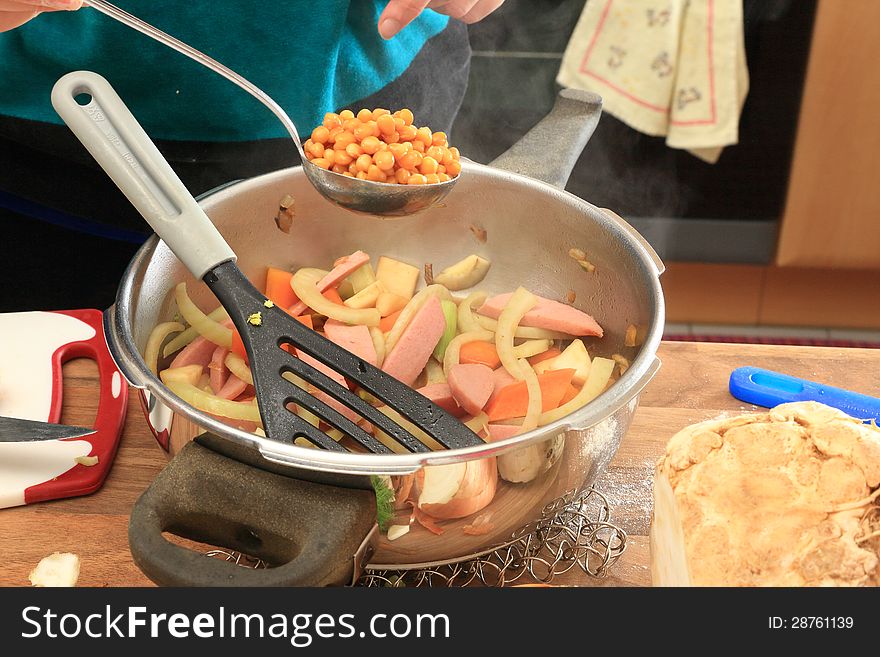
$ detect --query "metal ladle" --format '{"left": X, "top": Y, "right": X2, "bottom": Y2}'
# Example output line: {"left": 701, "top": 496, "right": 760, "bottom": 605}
{"left": 82, "top": 0, "right": 457, "bottom": 217}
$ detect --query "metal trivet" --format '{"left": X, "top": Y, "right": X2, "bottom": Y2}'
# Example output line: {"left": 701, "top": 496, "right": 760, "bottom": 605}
{"left": 203, "top": 487, "right": 627, "bottom": 587}
{"left": 205, "top": 549, "right": 267, "bottom": 569}
{"left": 358, "top": 487, "right": 627, "bottom": 588}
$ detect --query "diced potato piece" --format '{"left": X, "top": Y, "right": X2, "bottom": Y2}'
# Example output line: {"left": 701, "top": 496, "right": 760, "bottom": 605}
{"left": 376, "top": 256, "right": 420, "bottom": 300}
{"left": 534, "top": 339, "right": 591, "bottom": 385}
{"left": 376, "top": 291, "right": 409, "bottom": 317}
{"left": 159, "top": 364, "right": 203, "bottom": 387}
{"left": 347, "top": 263, "right": 376, "bottom": 294}
{"left": 343, "top": 281, "right": 383, "bottom": 309}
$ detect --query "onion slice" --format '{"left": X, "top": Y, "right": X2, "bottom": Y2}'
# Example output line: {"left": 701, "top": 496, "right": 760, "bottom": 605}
{"left": 368, "top": 326, "right": 386, "bottom": 368}
{"left": 224, "top": 352, "right": 254, "bottom": 385}
{"left": 456, "top": 291, "right": 488, "bottom": 334}
{"left": 145, "top": 321, "right": 184, "bottom": 374}
{"left": 374, "top": 406, "right": 445, "bottom": 453}
{"left": 495, "top": 287, "right": 537, "bottom": 380}
{"left": 166, "top": 380, "right": 262, "bottom": 422}
{"left": 538, "top": 356, "right": 615, "bottom": 426}
{"left": 384, "top": 284, "right": 453, "bottom": 353}
{"left": 291, "top": 268, "right": 380, "bottom": 327}
{"left": 475, "top": 315, "right": 574, "bottom": 341}
{"left": 519, "top": 358, "right": 542, "bottom": 432}
{"left": 175, "top": 283, "right": 232, "bottom": 347}
{"left": 163, "top": 306, "right": 228, "bottom": 357}
{"left": 511, "top": 339, "right": 552, "bottom": 360}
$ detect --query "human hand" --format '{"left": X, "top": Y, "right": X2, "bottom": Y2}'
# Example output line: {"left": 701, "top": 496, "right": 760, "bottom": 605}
{"left": 0, "top": 0, "right": 81, "bottom": 33}
{"left": 379, "top": 0, "right": 505, "bottom": 40}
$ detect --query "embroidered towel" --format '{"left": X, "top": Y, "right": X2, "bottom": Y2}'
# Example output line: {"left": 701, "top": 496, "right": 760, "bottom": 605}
{"left": 557, "top": 0, "right": 749, "bottom": 163}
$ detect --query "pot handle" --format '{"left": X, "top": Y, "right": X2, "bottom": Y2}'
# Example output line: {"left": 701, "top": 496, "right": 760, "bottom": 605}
{"left": 128, "top": 440, "right": 378, "bottom": 586}
{"left": 489, "top": 89, "right": 603, "bottom": 189}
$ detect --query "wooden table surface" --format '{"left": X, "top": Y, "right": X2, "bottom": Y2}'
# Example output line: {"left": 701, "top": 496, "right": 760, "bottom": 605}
{"left": 2, "top": 341, "right": 878, "bottom": 587}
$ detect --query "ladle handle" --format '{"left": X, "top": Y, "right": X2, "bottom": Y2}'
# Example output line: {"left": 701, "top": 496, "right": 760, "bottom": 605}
{"left": 51, "top": 71, "right": 236, "bottom": 280}
{"left": 82, "top": 0, "right": 303, "bottom": 151}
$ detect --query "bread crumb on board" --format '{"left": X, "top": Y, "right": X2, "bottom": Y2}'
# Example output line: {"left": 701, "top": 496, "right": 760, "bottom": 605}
{"left": 29, "top": 552, "right": 80, "bottom": 587}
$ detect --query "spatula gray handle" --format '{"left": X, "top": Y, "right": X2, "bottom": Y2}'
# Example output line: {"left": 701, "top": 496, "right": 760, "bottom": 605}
{"left": 51, "top": 70, "right": 236, "bottom": 280}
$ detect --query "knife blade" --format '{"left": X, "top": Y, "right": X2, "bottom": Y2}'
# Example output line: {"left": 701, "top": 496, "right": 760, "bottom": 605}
{"left": 0, "top": 416, "right": 96, "bottom": 442}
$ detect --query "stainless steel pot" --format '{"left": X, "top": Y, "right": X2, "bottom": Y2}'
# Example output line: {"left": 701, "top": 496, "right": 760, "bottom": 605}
{"left": 107, "top": 90, "right": 665, "bottom": 585}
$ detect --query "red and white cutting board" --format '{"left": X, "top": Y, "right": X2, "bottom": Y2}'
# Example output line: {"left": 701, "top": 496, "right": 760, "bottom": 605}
{"left": 0, "top": 309, "right": 128, "bottom": 509}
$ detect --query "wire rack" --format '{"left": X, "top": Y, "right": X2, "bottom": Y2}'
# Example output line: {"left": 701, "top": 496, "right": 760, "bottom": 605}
{"left": 205, "top": 487, "right": 627, "bottom": 587}
{"left": 358, "top": 488, "right": 627, "bottom": 587}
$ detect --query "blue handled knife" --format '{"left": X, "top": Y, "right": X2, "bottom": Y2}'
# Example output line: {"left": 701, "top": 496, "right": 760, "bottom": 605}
{"left": 729, "top": 367, "right": 880, "bottom": 421}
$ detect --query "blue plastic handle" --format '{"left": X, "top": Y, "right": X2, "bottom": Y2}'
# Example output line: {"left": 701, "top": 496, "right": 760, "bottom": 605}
{"left": 729, "top": 367, "right": 880, "bottom": 421}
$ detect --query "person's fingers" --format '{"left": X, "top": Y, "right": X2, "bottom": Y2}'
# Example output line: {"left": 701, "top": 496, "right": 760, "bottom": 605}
{"left": 1, "top": 0, "right": 81, "bottom": 9}
{"left": 460, "top": 0, "right": 505, "bottom": 24}
{"left": 378, "top": 0, "right": 431, "bottom": 40}
{"left": 0, "top": 9, "right": 40, "bottom": 31}
{"left": 0, "top": 0, "right": 79, "bottom": 32}
{"left": 427, "top": 0, "right": 479, "bottom": 21}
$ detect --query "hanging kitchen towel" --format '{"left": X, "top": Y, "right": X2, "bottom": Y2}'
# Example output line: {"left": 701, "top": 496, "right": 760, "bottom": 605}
{"left": 557, "top": 0, "right": 749, "bottom": 163}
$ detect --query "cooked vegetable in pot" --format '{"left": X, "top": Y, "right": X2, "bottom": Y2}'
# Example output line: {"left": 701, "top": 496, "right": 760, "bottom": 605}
{"left": 148, "top": 250, "right": 620, "bottom": 537}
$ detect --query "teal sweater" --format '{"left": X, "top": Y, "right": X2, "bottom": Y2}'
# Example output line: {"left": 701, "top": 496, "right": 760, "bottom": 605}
{"left": 0, "top": 1, "right": 447, "bottom": 141}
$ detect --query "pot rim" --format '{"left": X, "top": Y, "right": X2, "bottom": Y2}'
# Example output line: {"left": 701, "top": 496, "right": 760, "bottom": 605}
{"left": 107, "top": 160, "right": 665, "bottom": 476}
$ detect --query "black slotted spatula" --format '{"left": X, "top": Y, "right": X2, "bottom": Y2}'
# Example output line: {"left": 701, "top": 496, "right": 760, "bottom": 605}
{"left": 52, "top": 71, "right": 483, "bottom": 454}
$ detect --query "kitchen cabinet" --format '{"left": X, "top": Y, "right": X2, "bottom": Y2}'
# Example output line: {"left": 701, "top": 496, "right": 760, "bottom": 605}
{"left": 663, "top": 0, "right": 880, "bottom": 328}
{"left": 776, "top": 0, "right": 880, "bottom": 269}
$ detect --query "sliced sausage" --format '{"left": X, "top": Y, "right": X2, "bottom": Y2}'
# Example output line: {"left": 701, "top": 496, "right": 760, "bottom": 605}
{"left": 415, "top": 382, "right": 465, "bottom": 416}
{"left": 288, "top": 250, "right": 371, "bottom": 316}
{"left": 323, "top": 319, "right": 378, "bottom": 367}
{"left": 381, "top": 295, "right": 446, "bottom": 386}
{"left": 217, "top": 374, "right": 248, "bottom": 400}
{"left": 294, "top": 349, "right": 349, "bottom": 389}
{"left": 488, "top": 367, "right": 516, "bottom": 405}
{"left": 170, "top": 335, "right": 216, "bottom": 369}
{"left": 208, "top": 345, "right": 230, "bottom": 394}
{"left": 312, "top": 390, "right": 361, "bottom": 426}
{"left": 477, "top": 293, "right": 603, "bottom": 337}
{"left": 290, "top": 350, "right": 360, "bottom": 425}
{"left": 448, "top": 363, "right": 495, "bottom": 416}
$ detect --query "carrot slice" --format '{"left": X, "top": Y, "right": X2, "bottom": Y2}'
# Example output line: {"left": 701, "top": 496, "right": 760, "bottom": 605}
{"left": 485, "top": 368, "right": 576, "bottom": 422}
{"left": 322, "top": 287, "right": 344, "bottom": 305}
{"left": 379, "top": 309, "right": 403, "bottom": 333}
{"left": 233, "top": 314, "right": 313, "bottom": 361}
{"left": 265, "top": 267, "right": 298, "bottom": 308}
{"left": 459, "top": 341, "right": 501, "bottom": 369}
{"left": 295, "top": 314, "right": 314, "bottom": 330}
{"left": 528, "top": 347, "right": 561, "bottom": 366}
{"left": 231, "top": 328, "right": 247, "bottom": 361}
{"left": 560, "top": 383, "right": 580, "bottom": 405}
{"left": 287, "top": 289, "right": 343, "bottom": 317}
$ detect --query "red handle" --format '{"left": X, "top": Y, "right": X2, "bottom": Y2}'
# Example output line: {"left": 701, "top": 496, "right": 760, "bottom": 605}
{"left": 25, "top": 309, "right": 129, "bottom": 504}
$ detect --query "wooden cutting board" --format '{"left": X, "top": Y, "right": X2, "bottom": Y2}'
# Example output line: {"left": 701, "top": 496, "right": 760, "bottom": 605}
{"left": 1, "top": 341, "right": 878, "bottom": 586}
